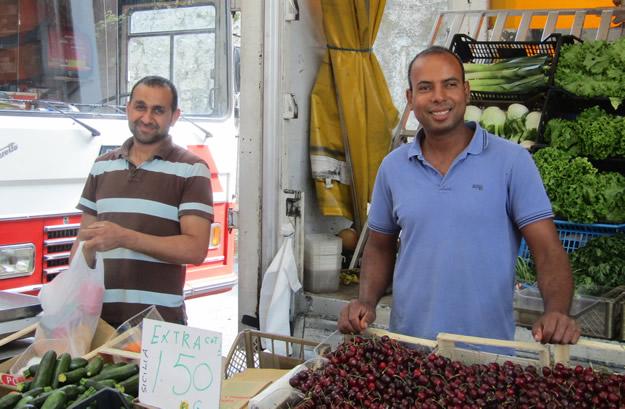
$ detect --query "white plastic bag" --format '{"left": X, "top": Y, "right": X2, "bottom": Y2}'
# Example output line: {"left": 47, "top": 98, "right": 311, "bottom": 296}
{"left": 258, "top": 224, "right": 302, "bottom": 355}
{"left": 35, "top": 242, "right": 105, "bottom": 356}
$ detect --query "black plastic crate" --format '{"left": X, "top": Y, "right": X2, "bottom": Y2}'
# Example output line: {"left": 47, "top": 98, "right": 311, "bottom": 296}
{"left": 537, "top": 87, "right": 625, "bottom": 173}
{"left": 67, "top": 387, "right": 132, "bottom": 409}
{"left": 450, "top": 33, "right": 571, "bottom": 103}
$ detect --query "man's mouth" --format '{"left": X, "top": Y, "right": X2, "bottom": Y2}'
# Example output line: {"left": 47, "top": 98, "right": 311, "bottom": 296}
{"left": 431, "top": 108, "right": 452, "bottom": 117}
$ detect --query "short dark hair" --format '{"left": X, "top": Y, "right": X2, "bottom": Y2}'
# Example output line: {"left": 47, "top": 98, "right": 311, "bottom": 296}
{"left": 407, "top": 46, "right": 465, "bottom": 90}
{"left": 129, "top": 75, "right": 179, "bottom": 112}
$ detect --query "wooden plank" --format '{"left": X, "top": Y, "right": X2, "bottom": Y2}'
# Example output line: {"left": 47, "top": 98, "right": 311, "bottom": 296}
{"left": 366, "top": 328, "right": 437, "bottom": 349}
{"left": 98, "top": 346, "right": 140, "bottom": 361}
{"left": 0, "top": 323, "right": 37, "bottom": 349}
{"left": 445, "top": 14, "right": 466, "bottom": 48}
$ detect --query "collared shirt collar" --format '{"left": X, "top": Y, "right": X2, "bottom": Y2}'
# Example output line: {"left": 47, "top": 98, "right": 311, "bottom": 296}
{"left": 407, "top": 121, "right": 488, "bottom": 161}
{"left": 117, "top": 135, "right": 175, "bottom": 161}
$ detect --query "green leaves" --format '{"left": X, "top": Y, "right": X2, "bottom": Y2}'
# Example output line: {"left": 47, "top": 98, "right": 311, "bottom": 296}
{"left": 545, "top": 106, "right": 625, "bottom": 160}
{"left": 533, "top": 147, "right": 625, "bottom": 223}
{"left": 556, "top": 38, "right": 625, "bottom": 103}
{"left": 569, "top": 234, "right": 625, "bottom": 295}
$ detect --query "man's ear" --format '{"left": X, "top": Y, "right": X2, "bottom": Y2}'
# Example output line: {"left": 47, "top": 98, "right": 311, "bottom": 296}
{"left": 405, "top": 88, "right": 412, "bottom": 106}
{"left": 464, "top": 80, "right": 470, "bottom": 104}
{"left": 171, "top": 108, "right": 181, "bottom": 126}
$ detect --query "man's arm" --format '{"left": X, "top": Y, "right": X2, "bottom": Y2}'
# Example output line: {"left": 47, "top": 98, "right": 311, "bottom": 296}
{"left": 80, "top": 215, "right": 211, "bottom": 265}
{"left": 521, "top": 219, "right": 580, "bottom": 344}
{"left": 338, "top": 230, "right": 398, "bottom": 333}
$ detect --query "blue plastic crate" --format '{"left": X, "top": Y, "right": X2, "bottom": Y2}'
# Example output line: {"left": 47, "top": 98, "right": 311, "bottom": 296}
{"left": 518, "top": 220, "right": 625, "bottom": 260}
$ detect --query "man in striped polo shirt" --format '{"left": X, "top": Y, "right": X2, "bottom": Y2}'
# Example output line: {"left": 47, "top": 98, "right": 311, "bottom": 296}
{"left": 71, "top": 76, "right": 213, "bottom": 327}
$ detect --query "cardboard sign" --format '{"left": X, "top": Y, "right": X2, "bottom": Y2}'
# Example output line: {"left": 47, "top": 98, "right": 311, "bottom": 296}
{"left": 139, "top": 319, "right": 222, "bottom": 409}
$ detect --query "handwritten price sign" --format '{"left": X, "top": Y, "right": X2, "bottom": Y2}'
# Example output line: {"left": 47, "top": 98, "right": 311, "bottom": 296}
{"left": 139, "top": 319, "right": 222, "bottom": 409}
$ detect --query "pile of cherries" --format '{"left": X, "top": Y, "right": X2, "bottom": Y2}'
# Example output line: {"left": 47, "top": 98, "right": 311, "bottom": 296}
{"left": 288, "top": 335, "right": 625, "bottom": 409}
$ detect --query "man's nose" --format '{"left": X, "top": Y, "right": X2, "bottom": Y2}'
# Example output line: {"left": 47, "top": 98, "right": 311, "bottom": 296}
{"left": 431, "top": 85, "right": 446, "bottom": 101}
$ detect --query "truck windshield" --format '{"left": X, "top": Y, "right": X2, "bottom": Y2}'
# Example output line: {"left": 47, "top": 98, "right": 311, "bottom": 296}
{"left": 0, "top": 0, "right": 230, "bottom": 116}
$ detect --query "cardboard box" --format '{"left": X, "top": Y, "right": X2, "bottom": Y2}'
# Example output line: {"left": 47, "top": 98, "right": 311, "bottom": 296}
{"left": 132, "top": 368, "right": 289, "bottom": 409}
{"left": 0, "top": 319, "right": 115, "bottom": 388}
{"left": 0, "top": 43, "right": 41, "bottom": 81}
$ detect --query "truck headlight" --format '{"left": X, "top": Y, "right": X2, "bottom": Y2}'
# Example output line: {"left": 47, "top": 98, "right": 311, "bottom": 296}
{"left": 0, "top": 244, "right": 35, "bottom": 278}
{"left": 209, "top": 223, "right": 222, "bottom": 249}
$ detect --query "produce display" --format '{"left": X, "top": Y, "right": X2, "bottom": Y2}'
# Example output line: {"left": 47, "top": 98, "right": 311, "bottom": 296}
{"left": 0, "top": 351, "right": 138, "bottom": 409}
{"left": 464, "top": 103, "right": 540, "bottom": 147}
{"left": 288, "top": 335, "right": 625, "bottom": 409}
{"left": 532, "top": 147, "right": 625, "bottom": 224}
{"left": 545, "top": 106, "right": 625, "bottom": 160}
{"left": 516, "top": 234, "right": 625, "bottom": 296}
{"left": 464, "top": 55, "right": 549, "bottom": 94}
{"left": 555, "top": 37, "right": 625, "bottom": 104}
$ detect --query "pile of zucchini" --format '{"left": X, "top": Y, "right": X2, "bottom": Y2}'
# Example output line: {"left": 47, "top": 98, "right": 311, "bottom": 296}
{"left": 0, "top": 350, "right": 138, "bottom": 409}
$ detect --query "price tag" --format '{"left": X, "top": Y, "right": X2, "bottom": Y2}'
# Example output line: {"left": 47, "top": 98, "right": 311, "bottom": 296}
{"left": 139, "top": 319, "right": 222, "bottom": 409}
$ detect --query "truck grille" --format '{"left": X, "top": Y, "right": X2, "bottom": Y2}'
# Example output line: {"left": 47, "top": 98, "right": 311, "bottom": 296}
{"left": 43, "top": 224, "right": 79, "bottom": 280}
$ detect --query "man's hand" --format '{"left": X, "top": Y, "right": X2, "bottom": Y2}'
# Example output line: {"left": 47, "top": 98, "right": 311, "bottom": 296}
{"left": 532, "top": 311, "right": 580, "bottom": 344}
{"left": 338, "top": 300, "right": 376, "bottom": 334}
{"left": 80, "top": 221, "right": 128, "bottom": 253}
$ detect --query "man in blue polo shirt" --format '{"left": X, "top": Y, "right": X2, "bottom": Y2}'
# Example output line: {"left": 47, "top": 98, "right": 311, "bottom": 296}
{"left": 338, "top": 46, "right": 580, "bottom": 344}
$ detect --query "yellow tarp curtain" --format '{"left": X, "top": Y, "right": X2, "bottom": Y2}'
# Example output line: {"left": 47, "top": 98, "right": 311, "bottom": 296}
{"left": 310, "top": 0, "right": 399, "bottom": 232}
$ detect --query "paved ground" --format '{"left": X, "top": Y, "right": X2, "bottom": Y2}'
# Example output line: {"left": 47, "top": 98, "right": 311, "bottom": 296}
{"left": 185, "top": 285, "right": 239, "bottom": 358}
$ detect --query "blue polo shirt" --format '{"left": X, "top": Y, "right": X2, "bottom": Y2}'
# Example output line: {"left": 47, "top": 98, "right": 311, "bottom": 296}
{"left": 368, "top": 122, "right": 553, "bottom": 341}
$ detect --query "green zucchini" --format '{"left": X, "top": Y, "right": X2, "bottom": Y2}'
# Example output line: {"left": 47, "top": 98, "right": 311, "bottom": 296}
{"left": 57, "top": 367, "right": 87, "bottom": 385}
{"left": 29, "top": 390, "right": 54, "bottom": 408}
{"left": 70, "top": 386, "right": 96, "bottom": 407}
{"left": 22, "top": 387, "right": 45, "bottom": 398}
{"left": 57, "top": 384, "right": 83, "bottom": 400}
{"left": 68, "top": 357, "right": 88, "bottom": 371}
{"left": 23, "top": 364, "right": 39, "bottom": 379}
{"left": 14, "top": 395, "right": 35, "bottom": 408}
{"left": 88, "top": 363, "right": 138, "bottom": 383}
{"left": 30, "top": 351, "right": 57, "bottom": 389}
{"left": 40, "top": 390, "right": 66, "bottom": 409}
{"left": 0, "top": 393, "right": 22, "bottom": 409}
{"left": 80, "top": 378, "right": 117, "bottom": 390}
{"left": 16, "top": 381, "right": 31, "bottom": 393}
{"left": 51, "top": 353, "right": 72, "bottom": 389}
{"left": 85, "top": 356, "right": 104, "bottom": 377}
{"left": 117, "top": 373, "right": 138, "bottom": 397}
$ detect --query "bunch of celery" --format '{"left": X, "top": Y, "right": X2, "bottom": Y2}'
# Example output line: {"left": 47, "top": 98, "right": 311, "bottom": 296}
{"left": 465, "top": 54, "right": 549, "bottom": 93}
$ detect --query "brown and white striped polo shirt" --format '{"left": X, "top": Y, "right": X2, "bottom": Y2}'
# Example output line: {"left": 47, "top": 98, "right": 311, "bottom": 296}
{"left": 77, "top": 136, "right": 213, "bottom": 326}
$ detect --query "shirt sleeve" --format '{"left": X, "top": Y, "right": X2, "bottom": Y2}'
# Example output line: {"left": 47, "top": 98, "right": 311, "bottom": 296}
{"left": 509, "top": 148, "right": 554, "bottom": 229}
{"left": 179, "top": 160, "right": 214, "bottom": 222}
{"left": 76, "top": 165, "right": 98, "bottom": 216}
{"left": 368, "top": 159, "right": 401, "bottom": 235}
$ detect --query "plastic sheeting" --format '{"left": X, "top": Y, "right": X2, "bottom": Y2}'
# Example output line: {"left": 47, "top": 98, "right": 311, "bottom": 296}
{"left": 310, "top": 0, "right": 399, "bottom": 231}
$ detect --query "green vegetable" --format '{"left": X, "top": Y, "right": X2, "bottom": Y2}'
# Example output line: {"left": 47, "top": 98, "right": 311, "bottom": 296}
{"left": 68, "top": 357, "right": 88, "bottom": 371}
{"left": 464, "top": 105, "right": 482, "bottom": 123}
{"left": 23, "top": 364, "right": 39, "bottom": 379}
{"left": 88, "top": 363, "right": 139, "bottom": 383}
{"left": 480, "top": 106, "right": 507, "bottom": 136}
{"left": 31, "top": 351, "right": 57, "bottom": 390}
{"left": 85, "top": 356, "right": 104, "bottom": 377}
{"left": 52, "top": 353, "right": 72, "bottom": 389}
{"left": 555, "top": 37, "right": 625, "bottom": 103}
{"left": 515, "top": 257, "right": 536, "bottom": 284}
{"left": 40, "top": 390, "right": 66, "bottom": 409}
{"left": 533, "top": 148, "right": 625, "bottom": 223}
{"left": 545, "top": 106, "right": 625, "bottom": 160}
{"left": 80, "top": 378, "right": 117, "bottom": 390}
{"left": 0, "top": 393, "right": 22, "bottom": 409}
{"left": 569, "top": 234, "right": 625, "bottom": 295}
{"left": 16, "top": 381, "right": 31, "bottom": 393}
{"left": 117, "top": 373, "right": 139, "bottom": 397}
{"left": 57, "top": 367, "right": 88, "bottom": 385}
{"left": 521, "top": 111, "right": 541, "bottom": 143}
{"left": 70, "top": 386, "right": 97, "bottom": 407}
{"left": 14, "top": 395, "right": 35, "bottom": 408}
{"left": 507, "top": 103, "right": 529, "bottom": 121}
